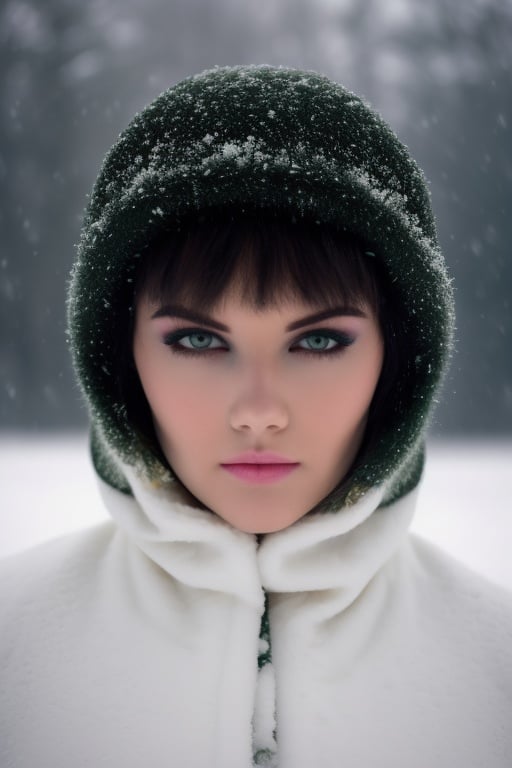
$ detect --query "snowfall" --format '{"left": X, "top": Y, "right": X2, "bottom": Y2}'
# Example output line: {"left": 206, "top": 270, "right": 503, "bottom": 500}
{"left": 1, "top": 434, "right": 511, "bottom": 592}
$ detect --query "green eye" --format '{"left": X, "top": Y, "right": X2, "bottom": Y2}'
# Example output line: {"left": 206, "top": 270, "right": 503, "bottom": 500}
{"left": 294, "top": 331, "right": 355, "bottom": 356}
{"left": 181, "top": 332, "right": 221, "bottom": 350}
{"left": 298, "top": 334, "right": 337, "bottom": 351}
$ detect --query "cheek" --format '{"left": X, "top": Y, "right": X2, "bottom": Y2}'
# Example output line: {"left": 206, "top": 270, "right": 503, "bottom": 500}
{"left": 141, "top": 363, "right": 221, "bottom": 448}
{"left": 301, "top": 350, "right": 382, "bottom": 446}
{"left": 299, "top": 361, "right": 378, "bottom": 421}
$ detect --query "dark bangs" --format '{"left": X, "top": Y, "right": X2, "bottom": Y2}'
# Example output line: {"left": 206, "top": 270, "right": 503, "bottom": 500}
{"left": 134, "top": 212, "right": 381, "bottom": 318}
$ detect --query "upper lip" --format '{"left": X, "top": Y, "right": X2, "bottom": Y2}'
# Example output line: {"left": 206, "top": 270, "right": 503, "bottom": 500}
{"left": 221, "top": 451, "right": 299, "bottom": 465}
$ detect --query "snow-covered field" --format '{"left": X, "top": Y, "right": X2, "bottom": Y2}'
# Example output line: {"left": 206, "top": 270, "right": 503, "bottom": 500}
{"left": 1, "top": 433, "right": 511, "bottom": 591}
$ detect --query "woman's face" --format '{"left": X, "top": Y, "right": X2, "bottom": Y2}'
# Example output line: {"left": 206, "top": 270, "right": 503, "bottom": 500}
{"left": 133, "top": 286, "right": 384, "bottom": 533}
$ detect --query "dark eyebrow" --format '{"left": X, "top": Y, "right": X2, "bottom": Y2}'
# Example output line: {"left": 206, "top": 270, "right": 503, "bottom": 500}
{"left": 285, "top": 306, "right": 367, "bottom": 330}
{"left": 151, "top": 304, "right": 367, "bottom": 332}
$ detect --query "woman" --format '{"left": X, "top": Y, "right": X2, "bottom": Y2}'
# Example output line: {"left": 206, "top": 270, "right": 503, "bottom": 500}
{"left": 1, "top": 64, "right": 511, "bottom": 768}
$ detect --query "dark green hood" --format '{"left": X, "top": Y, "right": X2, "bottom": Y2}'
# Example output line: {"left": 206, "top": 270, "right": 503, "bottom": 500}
{"left": 67, "top": 64, "right": 455, "bottom": 508}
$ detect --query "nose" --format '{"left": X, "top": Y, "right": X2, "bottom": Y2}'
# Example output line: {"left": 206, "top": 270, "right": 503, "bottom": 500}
{"left": 228, "top": 369, "right": 289, "bottom": 434}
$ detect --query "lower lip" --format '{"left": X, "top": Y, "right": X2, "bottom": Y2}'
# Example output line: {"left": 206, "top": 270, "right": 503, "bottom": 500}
{"left": 221, "top": 463, "right": 300, "bottom": 484}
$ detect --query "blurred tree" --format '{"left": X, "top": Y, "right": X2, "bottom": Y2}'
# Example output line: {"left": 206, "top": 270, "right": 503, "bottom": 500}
{"left": 1, "top": 0, "right": 110, "bottom": 428}
{"left": 1, "top": 0, "right": 510, "bottom": 434}
{"left": 376, "top": 0, "right": 512, "bottom": 433}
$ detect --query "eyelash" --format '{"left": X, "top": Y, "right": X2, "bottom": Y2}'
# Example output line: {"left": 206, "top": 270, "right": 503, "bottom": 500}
{"left": 162, "top": 327, "right": 355, "bottom": 359}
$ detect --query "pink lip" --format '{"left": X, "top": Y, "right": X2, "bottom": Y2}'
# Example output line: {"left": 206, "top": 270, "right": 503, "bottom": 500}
{"left": 221, "top": 451, "right": 297, "bottom": 464}
{"left": 221, "top": 463, "right": 299, "bottom": 484}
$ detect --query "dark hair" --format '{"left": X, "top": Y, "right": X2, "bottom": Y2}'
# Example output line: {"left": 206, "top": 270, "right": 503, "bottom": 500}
{"left": 120, "top": 210, "right": 409, "bottom": 512}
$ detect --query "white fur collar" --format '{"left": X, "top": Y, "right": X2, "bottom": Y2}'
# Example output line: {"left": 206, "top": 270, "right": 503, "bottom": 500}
{"left": 99, "top": 463, "right": 417, "bottom": 607}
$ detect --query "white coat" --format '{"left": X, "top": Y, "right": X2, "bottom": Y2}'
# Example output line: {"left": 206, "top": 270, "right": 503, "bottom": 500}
{"left": 1, "top": 460, "right": 511, "bottom": 767}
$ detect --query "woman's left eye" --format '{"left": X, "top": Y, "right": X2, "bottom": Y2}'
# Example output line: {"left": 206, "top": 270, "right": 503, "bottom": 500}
{"left": 294, "top": 331, "right": 354, "bottom": 355}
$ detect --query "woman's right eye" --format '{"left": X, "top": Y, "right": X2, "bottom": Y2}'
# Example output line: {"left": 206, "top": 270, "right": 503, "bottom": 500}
{"left": 163, "top": 330, "right": 226, "bottom": 356}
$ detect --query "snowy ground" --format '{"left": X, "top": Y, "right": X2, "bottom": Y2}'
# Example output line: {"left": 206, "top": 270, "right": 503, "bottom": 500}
{"left": 1, "top": 433, "right": 511, "bottom": 591}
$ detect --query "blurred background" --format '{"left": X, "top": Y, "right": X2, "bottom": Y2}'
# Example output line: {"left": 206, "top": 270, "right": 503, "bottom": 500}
{"left": 1, "top": 0, "right": 511, "bottom": 578}
{"left": 1, "top": 0, "right": 512, "bottom": 434}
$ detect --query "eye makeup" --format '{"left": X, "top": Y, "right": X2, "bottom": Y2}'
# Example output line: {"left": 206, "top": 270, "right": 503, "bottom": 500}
{"left": 161, "top": 327, "right": 356, "bottom": 360}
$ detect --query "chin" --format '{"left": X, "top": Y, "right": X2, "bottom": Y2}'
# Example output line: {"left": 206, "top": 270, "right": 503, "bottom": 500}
{"left": 221, "top": 511, "right": 307, "bottom": 535}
